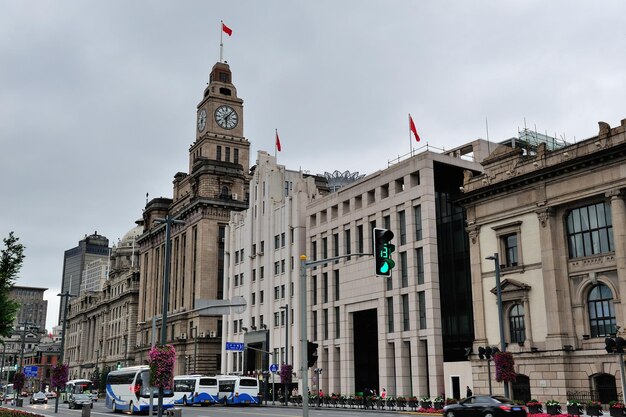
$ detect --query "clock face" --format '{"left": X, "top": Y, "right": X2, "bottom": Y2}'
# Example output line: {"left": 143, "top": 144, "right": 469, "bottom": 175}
{"left": 214, "top": 105, "right": 239, "bottom": 130}
{"left": 197, "top": 109, "right": 207, "bottom": 132}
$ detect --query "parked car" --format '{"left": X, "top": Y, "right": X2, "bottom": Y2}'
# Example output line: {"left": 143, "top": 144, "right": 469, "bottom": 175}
{"left": 68, "top": 393, "right": 93, "bottom": 409}
{"left": 45, "top": 391, "right": 57, "bottom": 399}
{"left": 443, "top": 395, "right": 528, "bottom": 417}
{"left": 30, "top": 392, "right": 48, "bottom": 404}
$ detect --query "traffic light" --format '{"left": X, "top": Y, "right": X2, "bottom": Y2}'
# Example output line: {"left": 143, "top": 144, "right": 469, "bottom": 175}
{"left": 307, "top": 341, "right": 318, "bottom": 368}
{"left": 477, "top": 346, "right": 499, "bottom": 359}
{"left": 373, "top": 228, "right": 395, "bottom": 277}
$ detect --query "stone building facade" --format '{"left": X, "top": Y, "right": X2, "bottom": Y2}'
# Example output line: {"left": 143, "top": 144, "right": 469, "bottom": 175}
{"left": 222, "top": 151, "right": 329, "bottom": 382}
{"left": 136, "top": 61, "right": 250, "bottom": 376}
{"left": 459, "top": 118, "right": 626, "bottom": 404}
{"left": 65, "top": 224, "right": 141, "bottom": 380}
{"left": 304, "top": 141, "right": 491, "bottom": 399}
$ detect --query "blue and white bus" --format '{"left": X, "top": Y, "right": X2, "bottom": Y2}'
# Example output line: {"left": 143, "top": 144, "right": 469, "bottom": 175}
{"left": 173, "top": 375, "right": 219, "bottom": 406}
{"left": 105, "top": 365, "right": 175, "bottom": 413}
{"left": 217, "top": 375, "right": 261, "bottom": 405}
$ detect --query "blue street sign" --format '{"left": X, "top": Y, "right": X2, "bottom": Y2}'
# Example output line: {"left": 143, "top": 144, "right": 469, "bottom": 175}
{"left": 24, "top": 366, "right": 38, "bottom": 378}
{"left": 225, "top": 342, "right": 244, "bottom": 351}
{"left": 269, "top": 363, "right": 279, "bottom": 373}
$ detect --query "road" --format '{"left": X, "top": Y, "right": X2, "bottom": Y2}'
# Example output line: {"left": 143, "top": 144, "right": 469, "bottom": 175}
{"left": 1, "top": 399, "right": 422, "bottom": 416}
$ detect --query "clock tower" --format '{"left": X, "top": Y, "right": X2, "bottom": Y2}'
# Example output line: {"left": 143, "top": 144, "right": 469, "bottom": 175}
{"left": 137, "top": 61, "right": 251, "bottom": 376}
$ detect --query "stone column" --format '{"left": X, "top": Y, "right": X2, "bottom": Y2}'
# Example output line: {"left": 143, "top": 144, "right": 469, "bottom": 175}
{"left": 607, "top": 190, "right": 626, "bottom": 321}
{"left": 466, "top": 223, "right": 487, "bottom": 345}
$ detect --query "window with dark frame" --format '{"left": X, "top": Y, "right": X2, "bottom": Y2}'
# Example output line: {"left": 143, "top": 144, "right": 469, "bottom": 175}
{"left": 509, "top": 303, "right": 525, "bottom": 343}
{"left": 588, "top": 283, "right": 616, "bottom": 338}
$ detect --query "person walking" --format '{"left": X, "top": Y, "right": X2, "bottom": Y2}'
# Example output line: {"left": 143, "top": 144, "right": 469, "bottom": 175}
{"left": 466, "top": 386, "right": 473, "bottom": 397}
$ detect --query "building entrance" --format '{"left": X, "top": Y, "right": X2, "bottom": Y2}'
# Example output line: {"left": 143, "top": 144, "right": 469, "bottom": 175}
{"left": 353, "top": 309, "right": 379, "bottom": 395}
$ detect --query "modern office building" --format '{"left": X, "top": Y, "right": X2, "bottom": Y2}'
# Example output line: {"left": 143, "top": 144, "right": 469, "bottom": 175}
{"left": 59, "top": 232, "right": 110, "bottom": 324}
{"left": 222, "top": 151, "right": 329, "bottom": 385}
{"left": 458, "top": 118, "right": 626, "bottom": 404}
{"left": 304, "top": 140, "right": 491, "bottom": 399}
{"left": 81, "top": 259, "right": 108, "bottom": 293}
{"left": 136, "top": 61, "right": 250, "bottom": 375}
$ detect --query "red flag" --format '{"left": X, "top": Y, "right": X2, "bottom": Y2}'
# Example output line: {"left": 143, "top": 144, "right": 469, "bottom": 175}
{"left": 222, "top": 22, "right": 233, "bottom": 36}
{"left": 276, "top": 131, "right": 282, "bottom": 152}
{"left": 409, "top": 114, "right": 421, "bottom": 142}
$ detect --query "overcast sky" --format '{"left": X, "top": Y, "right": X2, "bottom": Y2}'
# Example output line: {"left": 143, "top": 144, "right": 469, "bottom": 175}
{"left": 2, "top": 0, "right": 625, "bottom": 332}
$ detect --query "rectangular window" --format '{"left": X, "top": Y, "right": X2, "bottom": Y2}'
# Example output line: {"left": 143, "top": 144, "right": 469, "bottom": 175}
{"left": 252, "top": 269, "right": 256, "bottom": 282}
{"left": 274, "top": 312, "right": 280, "bottom": 327}
{"left": 322, "top": 237, "right": 328, "bottom": 259}
{"left": 311, "top": 241, "right": 317, "bottom": 262}
{"left": 312, "top": 276, "right": 317, "bottom": 305}
{"left": 357, "top": 225, "right": 364, "bottom": 253}
{"left": 281, "top": 259, "right": 285, "bottom": 273}
{"left": 260, "top": 240, "right": 265, "bottom": 253}
{"left": 323, "top": 273, "right": 328, "bottom": 303}
{"left": 383, "top": 215, "right": 391, "bottom": 230}
{"left": 281, "top": 310, "right": 285, "bottom": 326}
{"left": 225, "top": 147, "right": 231, "bottom": 162}
{"left": 333, "top": 233, "right": 339, "bottom": 257}
{"left": 260, "top": 266, "right": 264, "bottom": 279}
{"left": 281, "top": 232, "right": 286, "bottom": 247}
{"left": 274, "top": 286, "right": 280, "bottom": 300}
{"left": 252, "top": 293, "right": 256, "bottom": 305}
{"left": 387, "top": 297, "right": 394, "bottom": 333}
{"left": 416, "top": 247, "right": 424, "bottom": 285}
{"left": 400, "top": 252, "right": 408, "bottom": 288}
{"left": 275, "top": 235, "right": 280, "bottom": 250}
{"left": 281, "top": 284, "right": 285, "bottom": 298}
{"left": 345, "top": 229, "right": 351, "bottom": 257}
{"left": 260, "top": 290, "right": 264, "bottom": 304}
{"left": 216, "top": 146, "right": 222, "bottom": 161}
{"left": 414, "top": 205, "right": 423, "bottom": 241}
{"left": 234, "top": 148, "right": 239, "bottom": 164}
{"left": 313, "top": 311, "right": 318, "bottom": 340}
{"left": 398, "top": 210, "right": 406, "bottom": 245}
{"left": 418, "top": 291, "right": 426, "bottom": 329}
{"left": 323, "top": 309, "right": 329, "bottom": 340}
{"left": 504, "top": 233, "right": 518, "bottom": 267}
{"left": 274, "top": 261, "right": 280, "bottom": 275}
{"left": 335, "top": 306, "right": 340, "bottom": 338}
{"left": 334, "top": 270, "right": 340, "bottom": 301}
{"left": 402, "top": 294, "right": 410, "bottom": 331}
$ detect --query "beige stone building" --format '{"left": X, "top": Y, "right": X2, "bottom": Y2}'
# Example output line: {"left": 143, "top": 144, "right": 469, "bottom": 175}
{"left": 459, "top": 118, "right": 626, "bottom": 404}
{"left": 65, "top": 224, "right": 141, "bottom": 380}
{"left": 305, "top": 141, "right": 491, "bottom": 399}
{"left": 222, "top": 151, "right": 330, "bottom": 386}
{"left": 136, "top": 61, "right": 250, "bottom": 375}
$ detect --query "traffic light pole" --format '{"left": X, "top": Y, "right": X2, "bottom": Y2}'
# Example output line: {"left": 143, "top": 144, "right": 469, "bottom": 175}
{"left": 299, "top": 253, "right": 372, "bottom": 417}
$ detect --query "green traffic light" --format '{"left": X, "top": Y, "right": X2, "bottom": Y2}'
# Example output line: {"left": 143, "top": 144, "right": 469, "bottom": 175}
{"left": 380, "top": 262, "right": 390, "bottom": 274}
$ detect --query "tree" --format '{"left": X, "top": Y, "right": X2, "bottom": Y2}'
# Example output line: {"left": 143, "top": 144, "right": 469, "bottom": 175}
{"left": 0, "top": 232, "right": 25, "bottom": 338}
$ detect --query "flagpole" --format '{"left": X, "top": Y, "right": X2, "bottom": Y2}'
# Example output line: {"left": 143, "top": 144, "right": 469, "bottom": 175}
{"left": 409, "top": 113, "right": 413, "bottom": 156}
{"left": 220, "top": 20, "right": 224, "bottom": 62}
{"left": 275, "top": 129, "right": 278, "bottom": 159}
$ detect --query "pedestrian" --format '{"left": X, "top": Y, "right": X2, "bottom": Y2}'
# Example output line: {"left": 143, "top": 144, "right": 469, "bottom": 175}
{"left": 381, "top": 388, "right": 387, "bottom": 400}
{"left": 466, "top": 386, "right": 473, "bottom": 397}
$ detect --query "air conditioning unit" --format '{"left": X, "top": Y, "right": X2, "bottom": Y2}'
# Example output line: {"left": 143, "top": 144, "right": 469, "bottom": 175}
{"left": 232, "top": 193, "right": 238, "bottom": 200}
{"left": 200, "top": 331, "right": 206, "bottom": 338}
{"left": 209, "top": 331, "right": 216, "bottom": 338}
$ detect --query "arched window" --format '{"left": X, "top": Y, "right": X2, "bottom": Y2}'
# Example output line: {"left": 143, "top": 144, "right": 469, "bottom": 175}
{"left": 509, "top": 303, "right": 525, "bottom": 343}
{"left": 588, "top": 283, "right": 616, "bottom": 338}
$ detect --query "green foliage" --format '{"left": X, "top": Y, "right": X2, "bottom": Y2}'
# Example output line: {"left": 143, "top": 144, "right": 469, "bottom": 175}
{"left": 0, "top": 232, "right": 25, "bottom": 338}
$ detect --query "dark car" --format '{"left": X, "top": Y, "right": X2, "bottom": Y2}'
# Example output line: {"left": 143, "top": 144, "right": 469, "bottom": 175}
{"left": 443, "top": 395, "right": 528, "bottom": 417}
{"left": 68, "top": 393, "right": 93, "bottom": 409}
{"left": 30, "top": 392, "right": 48, "bottom": 404}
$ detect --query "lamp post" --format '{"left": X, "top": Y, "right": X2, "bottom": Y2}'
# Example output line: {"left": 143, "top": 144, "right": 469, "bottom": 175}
{"left": 485, "top": 253, "right": 509, "bottom": 398}
{"left": 153, "top": 215, "right": 184, "bottom": 417}
{"left": 192, "top": 326, "right": 198, "bottom": 374}
{"left": 280, "top": 304, "right": 289, "bottom": 405}
{"left": 55, "top": 290, "right": 75, "bottom": 414}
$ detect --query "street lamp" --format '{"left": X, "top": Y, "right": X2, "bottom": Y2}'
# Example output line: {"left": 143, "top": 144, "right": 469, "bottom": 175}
{"left": 54, "top": 290, "right": 76, "bottom": 414}
{"left": 485, "top": 253, "right": 509, "bottom": 398}
{"left": 280, "top": 304, "right": 289, "bottom": 405}
{"left": 153, "top": 215, "right": 184, "bottom": 417}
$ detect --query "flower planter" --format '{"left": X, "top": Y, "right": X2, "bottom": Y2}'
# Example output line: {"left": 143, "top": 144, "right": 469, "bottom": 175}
{"left": 387, "top": 399, "right": 396, "bottom": 410}
{"left": 546, "top": 404, "right": 561, "bottom": 415}
{"left": 376, "top": 398, "right": 385, "bottom": 409}
{"left": 567, "top": 405, "right": 583, "bottom": 415}
{"left": 434, "top": 401, "right": 444, "bottom": 410}
{"left": 420, "top": 400, "right": 432, "bottom": 409}
{"left": 408, "top": 399, "right": 419, "bottom": 410}
{"left": 397, "top": 399, "right": 406, "bottom": 410}
{"left": 587, "top": 405, "right": 603, "bottom": 416}
{"left": 528, "top": 404, "right": 543, "bottom": 414}
{"left": 611, "top": 407, "right": 625, "bottom": 417}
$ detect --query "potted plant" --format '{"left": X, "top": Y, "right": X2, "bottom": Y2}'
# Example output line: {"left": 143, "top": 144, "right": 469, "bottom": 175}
{"left": 610, "top": 400, "right": 625, "bottom": 417}
{"left": 567, "top": 399, "right": 583, "bottom": 415}
{"left": 546, "top": 399, "right": 561, "bottom": 415}
{"left": 420, "top": 395, "right": 432, "bottom": 409}
{"left": 387, "top": 396, "right": 396, "bottom": 409}
{"left": 397, "top": 396, "right": 407, "bottom": 409}
{"left": 433, "top": 395, "right": 445, "bottom": 409}
{"left": 408, "top": 396, "right": 419, "bottom": 410}
{"left": 526, "top": 399, "right": 543, "bottom": 414}
{"left": 587, "top": 400, "right": 603, "bottom": 416}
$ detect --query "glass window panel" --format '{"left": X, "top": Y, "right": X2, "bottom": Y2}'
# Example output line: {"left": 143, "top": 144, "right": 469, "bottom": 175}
{"left": 597, "top": 203, "right": 607, "bottom": 227}
{"left": 572, "top": 209, "right": 582, "bottom": 233}
{"left": 583, "top": 232, "right": 592, "bottom": 256}
{"left": 591, "top": 230, "right": 601, "bottom": 254}
{"left": 580, "top": 206, "right": 590, "bottom": 231}
{"left": 589, "top": 204, "right": 598, "bottom": 229}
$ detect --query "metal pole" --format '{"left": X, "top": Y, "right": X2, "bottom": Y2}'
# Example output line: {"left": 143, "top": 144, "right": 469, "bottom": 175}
{"left": 300, "top": 255, "right": 309, "bottom": 417}
{"left": 149, "top": 317, "right": 156, "bottom": 417}
{"left": 193, "top": 327, "right": 198, "bottom": 374}
{"left": 19, "top": 322, "right": 27, "bottom": 373}
{"left": 272, "top": 372, "right": 275, "bottom": 405}
{"left": 487, "top": 359, "right": 492, "bottom": 395}
{"left": 619, "top": 353, "right": 626, "bottom": 404}
{"left": 285, "top": 304, "right": 289, "bottom": 406}
{"left": 492, "top": 253, "right": 509, "bottom": 398}
{"left": 54, "top": 291, "right": 73, "bottom": 413}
